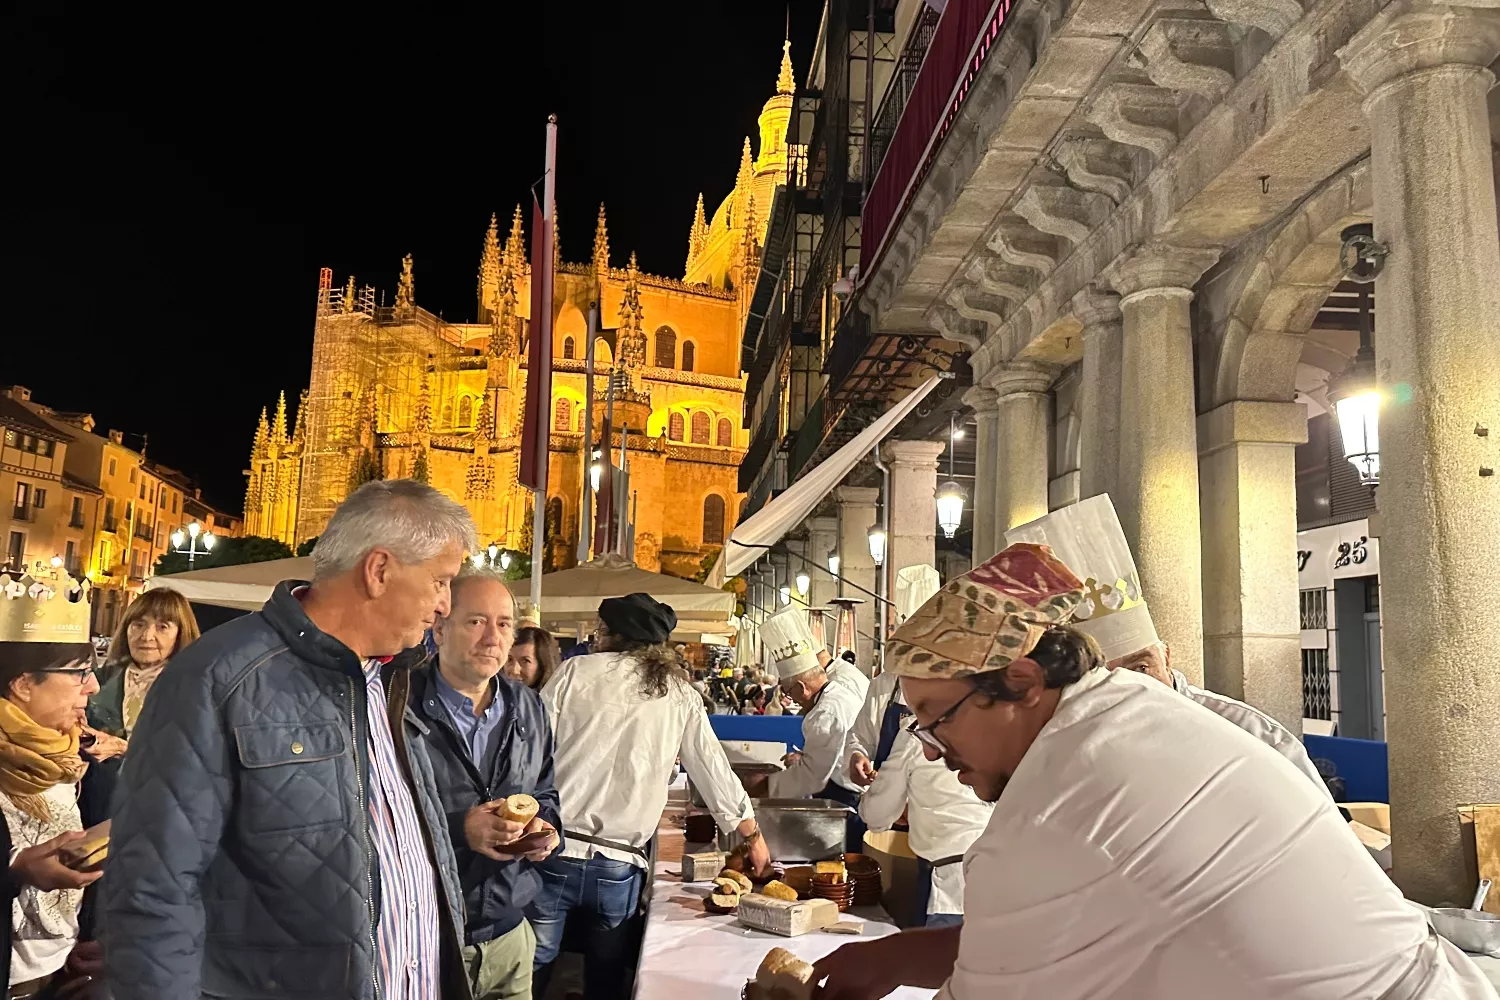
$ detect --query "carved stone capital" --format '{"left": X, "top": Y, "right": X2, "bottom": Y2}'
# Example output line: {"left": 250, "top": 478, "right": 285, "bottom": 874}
{"left": 881, "top": 438, "right": 947, "bottom": 471}
{"left": 1069, "top": 284, "right": 1122, "bottom": 329}
{"left": 962, "top": 385, "right": 1000, "bottom": 413}
{"left": 1107, "top": 241, "right": 1221, "bottom": 299}
{"left": 1340, "top": 1, "right": 1500, "bottom": 96}
{"left": 982, "top": 360, "right": 1059, "bottom": 397}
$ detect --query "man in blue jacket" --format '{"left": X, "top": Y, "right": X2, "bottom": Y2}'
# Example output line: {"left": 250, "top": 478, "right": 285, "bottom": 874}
{"left": 102, "top": 479, "right": 477, "bottom": 1000}
{"left": 415, "top": 565, "right": 561, "bottom": 999}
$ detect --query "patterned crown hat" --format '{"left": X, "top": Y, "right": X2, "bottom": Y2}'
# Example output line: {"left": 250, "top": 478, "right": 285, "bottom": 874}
{"left": 0, "top": 561, "right": 92, "bottom": 644}
{"left": 885, "top": 543, "right": 1086, "bottom": 679}
{"left": 1004, "top": 494, "right": 1159, "bottom": 662}
{"left": 759, "top": 606, "right": 823, "bottom": 680}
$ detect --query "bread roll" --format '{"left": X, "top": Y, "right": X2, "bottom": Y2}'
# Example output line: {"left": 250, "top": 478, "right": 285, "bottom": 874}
{"left": 718, "top": 868, "right": 753, "bottom": 893}
{"left": 755, "top": 947, "right": 817, "bottom": 1000}
{"left": 713, "top": 876, "right": 746, "bottom": 897}
{"left": 500, "top": 794, "right": 539, "bottom": 825}
{"left": 761, "top": 880, "right": 799, "bottom": 901}
{"left": 707, "top": 892, "right": 742, "bottom": 913}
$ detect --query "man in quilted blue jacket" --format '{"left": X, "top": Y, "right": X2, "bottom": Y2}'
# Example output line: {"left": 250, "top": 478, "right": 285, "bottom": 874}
{"left": 102, "top": 479, "right": 479, "bottom": 1000}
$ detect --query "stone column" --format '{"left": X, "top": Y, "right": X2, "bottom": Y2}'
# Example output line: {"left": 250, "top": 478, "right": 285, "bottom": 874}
{"left": 1109, "top": 243, "right": 1219, "bottom": 687}
{"left": 987, "top": 362, "right": 1055, "bottom": 540}
{"left": 835, "top": 486, "right": 881, "bottom": 670}
{"left": 882, "top": 438, "right": 946, "bottom": 593}
{"left": 963, "top": 386, "right": 1000, "bottom": 562}
{"left": 1073, "top": 286, "right": 1124, "bottom": 502}
{"left": 1197, "top": 401, "right": 1307, "bottom": 729}
{"left": 1342, "top": 1, "right": 1500, "bottom": 904}
{"left": 807, "top": 516, "right": 840, "bottom": 612}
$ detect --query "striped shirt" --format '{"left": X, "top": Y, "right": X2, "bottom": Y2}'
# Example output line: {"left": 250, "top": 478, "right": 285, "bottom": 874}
{"left": 363, "top": 659, "right": 442, "bottom": 1000}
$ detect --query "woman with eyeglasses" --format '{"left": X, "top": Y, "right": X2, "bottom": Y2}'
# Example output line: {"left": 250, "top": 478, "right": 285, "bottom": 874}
{"left": 87, "top": 589, "right": 199, "bottom": 741}
{"left": 0, "top": 637, "right": 109, "bottom": 999}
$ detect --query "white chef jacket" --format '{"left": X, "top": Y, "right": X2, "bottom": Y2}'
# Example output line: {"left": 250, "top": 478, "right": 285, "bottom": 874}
{"left": 844, "top": 669, "right": 903, "bottom": 775}
{"left": 768, "top": 661, "right": 870, "bottom": 799}
{"left": 1170, "top": 669, "right": 1329, "bottom": 794}
{"left": 942, "top": 667, "right": 1497, "bottom": 1000}
{"left": 860, "top": 730, "right": 993, "bottom": 916}
{"left": 543, "top": 651, "right": 754, "bottom": 868}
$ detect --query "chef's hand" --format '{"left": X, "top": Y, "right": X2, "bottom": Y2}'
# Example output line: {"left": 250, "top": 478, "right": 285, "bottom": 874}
{"left": 520, "top": 816, "right": 560, "bottom": 861}
{"left": 813, "top": 938, "right": 906, "bottom": 1000}
{"left": 464, "top": 803, "right": 528, "bottom": 861}
{"left": 10, "top": 832, "right": 103, "bottom": 893}
{"left": 848, "top": 752, "right": 877, "bottom": 787}
{"left": 734, "top": 822, "right": 773, "bottom": 879}
{"left": 783, "top": 750, "right": 804, "bottom": 768}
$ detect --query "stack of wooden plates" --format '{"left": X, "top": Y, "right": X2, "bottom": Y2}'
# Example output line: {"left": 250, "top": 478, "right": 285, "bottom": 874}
{"left": 845, "top": 853, "right": 882, "bottom": 907}
{"left": 810, "top": 873, "right": 854, "bottom": 911}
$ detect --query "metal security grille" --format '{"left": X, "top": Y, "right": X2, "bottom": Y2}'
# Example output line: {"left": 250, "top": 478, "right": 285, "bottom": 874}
{"left": 1302, "top": 648, "right": 1332, "bottom": 720}
{"left": 1299, "top": 588, "right": 1328, "bottom": 630}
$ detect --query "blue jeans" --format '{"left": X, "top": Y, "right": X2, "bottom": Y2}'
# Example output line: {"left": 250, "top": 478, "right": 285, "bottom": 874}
{"left": 528, "top": 854, "right": 646, "bottom": 1000}
{"left": 926, "top": 912, "right": 964, "bottom": 928}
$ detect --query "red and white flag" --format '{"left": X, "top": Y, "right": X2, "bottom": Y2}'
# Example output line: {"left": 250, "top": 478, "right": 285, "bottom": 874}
{"left": 519, "top": 193, "right": 554, "bottom": 491}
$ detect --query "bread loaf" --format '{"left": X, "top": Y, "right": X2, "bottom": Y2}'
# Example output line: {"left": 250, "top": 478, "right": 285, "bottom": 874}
{"left": 499, "top": 794, "right": 539, "bottom": 825}
{"left": 755, "top": 947, "right": 817, "bottom": 1000}
{"left": 761, "top": 880, "right": 799, "bottom": 902}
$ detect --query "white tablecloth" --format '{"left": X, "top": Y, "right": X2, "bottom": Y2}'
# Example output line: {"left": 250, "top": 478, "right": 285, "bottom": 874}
{"left": 636, "top": 862, "right": 936, "bottom": 1000}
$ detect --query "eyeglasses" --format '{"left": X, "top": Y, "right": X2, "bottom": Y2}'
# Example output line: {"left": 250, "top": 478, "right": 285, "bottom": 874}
{"left": 905, "top": 687, "right": 980, "bottom": 755}
{"left": 39, "top": 667, "right": 96, "bottom": 685}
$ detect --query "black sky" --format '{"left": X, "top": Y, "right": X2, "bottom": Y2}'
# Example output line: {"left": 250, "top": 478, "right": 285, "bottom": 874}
{"left": 4, "top": 2, "right": 823, "bottom": 511}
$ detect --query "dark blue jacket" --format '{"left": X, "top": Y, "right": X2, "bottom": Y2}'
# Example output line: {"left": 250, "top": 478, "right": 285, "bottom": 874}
{"left": 408, "top": 663, "right": 561, "bottom": 945}
{"left": 100, "top": 581, "right": 472, "bottom": 1000}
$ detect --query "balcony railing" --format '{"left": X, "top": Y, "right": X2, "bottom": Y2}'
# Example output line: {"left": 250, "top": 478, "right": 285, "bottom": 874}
{"left": 861, "top": 0, "right": 1018, "bottom": 278}
{"left": 134, "top": 521, "right": 155, "bottom": 541}
{"left": 11, "top": 504, "right": 34, "bottom": 523}
{"left": 102, "top": 517, "right": 118, "bottom": 533}
{"left": 868, "top": 6, "right": 942, "bottom": 184}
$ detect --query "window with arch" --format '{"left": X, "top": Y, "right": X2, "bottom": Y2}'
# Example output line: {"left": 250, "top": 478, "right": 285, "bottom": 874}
{"left": 457, "top": 395, "right": 474, "bottom": 428}
{"left": 691, "top": 411, "right": 710, "bottom": 445}
{"left": 682, "top": 341, "right": 696, "bottom": 372}
{"left": 703, "top": 494, "right": 726, "bottom": 545}
{"left": 554, "top": 398, "right": 572, "bottom": 432}
{"left": 668, "top": 412, "right": 685, "bottom": 441}
{"left": 654, "top": 327, "right": 677, "bottom": 368}
{"left": 717, "top": 418, "right": 733, "bottom": 447}
{"left": 563, "top": 337, "right": 575, "bottom": 360}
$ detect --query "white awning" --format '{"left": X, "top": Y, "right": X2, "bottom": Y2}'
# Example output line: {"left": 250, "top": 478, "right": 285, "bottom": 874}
{"left": 146, "top": 557, "right": 313, "bottom": 610}
{"left": 708, "top": 375, "right": 943, "bottom": 588}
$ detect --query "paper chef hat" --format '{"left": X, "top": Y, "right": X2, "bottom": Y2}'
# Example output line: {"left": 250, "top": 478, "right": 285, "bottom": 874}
{"left": 1004, "top": 494, "right": 1160, "bottom": 662}
{"left": 759, "top": 606, "right": 824, "bottom": 680}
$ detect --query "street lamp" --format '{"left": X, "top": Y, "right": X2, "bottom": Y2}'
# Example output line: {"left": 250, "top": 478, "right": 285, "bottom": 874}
{"left": 589, "top": 450, "right": 603, "bottom": 494}
{"left": 795, "top": 570, "right": 810, "bottom": 596}
{"left": 169, "top": 521, "right": 216, "bottom": 568}
{"left": 827, "top": 551, "right": 840, "bottom": 578}
{"left": 500, "top": 551, "right": 512, "bottom": 570}
{"left": 867, "top": 524, "right": 886, "bottom": 567}
{"left": 474, "top": 543, "right": 513, "bottom": 572}
{"left": 779, "top": 585, "right": 792, "bottom": 606}
{"left": 1330, "top": 224, "right": 1382, "bottom": 486}
{"left": 936, "top": 412, "right": 967, "bottom": 539}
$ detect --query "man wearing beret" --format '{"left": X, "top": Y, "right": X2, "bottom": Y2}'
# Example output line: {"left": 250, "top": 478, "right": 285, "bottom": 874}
{"left": 814, "top": 544, "right": 1496, "bottom": 1000}
{"left": 528, "top": 593, "right": 769, "bottom": 1000}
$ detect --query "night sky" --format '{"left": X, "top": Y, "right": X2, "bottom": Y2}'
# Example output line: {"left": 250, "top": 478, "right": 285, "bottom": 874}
{"left": 6, "top": 2, "right": 823, "bottom": 511}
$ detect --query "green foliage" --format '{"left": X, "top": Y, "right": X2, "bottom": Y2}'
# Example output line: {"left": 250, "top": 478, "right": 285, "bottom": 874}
{"left": 154, "top": 535, "right": 294, "bottom": 577}
{"left": 295, "top": 536, "right": 319, "bottom": 558}
{"left": 692, "top": 547, "right": 722, "bottom": 585}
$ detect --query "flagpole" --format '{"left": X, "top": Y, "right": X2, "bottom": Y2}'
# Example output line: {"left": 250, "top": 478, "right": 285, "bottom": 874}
{"left": 530, "top": 115, "right": 557, "bottom": 620}
{"left": 577, "top": 301, "right": 598, "bottom": 565}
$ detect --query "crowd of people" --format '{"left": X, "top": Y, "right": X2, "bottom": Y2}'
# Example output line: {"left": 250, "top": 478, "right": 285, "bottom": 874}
{"left": 0, "top": 476, "right": 1493, "bottom": 1000}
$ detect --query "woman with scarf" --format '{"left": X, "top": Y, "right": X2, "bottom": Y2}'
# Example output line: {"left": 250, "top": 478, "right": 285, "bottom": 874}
{"left": 0, "top": 634, "right": 109, "bottom": 999}
{"left": 529, "top": 593, "right": 769, "bottom": 1000}
{"left": 87, "top": 589, "right": 198, "bottom": 741}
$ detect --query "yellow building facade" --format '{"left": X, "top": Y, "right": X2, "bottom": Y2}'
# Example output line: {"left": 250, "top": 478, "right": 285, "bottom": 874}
{"left": 245, "top": 43, "right": 798, "bottom": 579}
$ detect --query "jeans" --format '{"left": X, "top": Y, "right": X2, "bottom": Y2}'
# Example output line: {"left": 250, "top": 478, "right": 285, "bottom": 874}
{"left": 925, "top": 913, "right": 964, "bottom": 928}
{"left": 528, "top": 854, "right": 646, "bottom": 1000}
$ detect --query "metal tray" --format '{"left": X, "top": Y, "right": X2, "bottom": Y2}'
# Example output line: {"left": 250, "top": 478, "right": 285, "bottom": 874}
{"left": 724, "top": 797, "right": 851, "bottom": 862}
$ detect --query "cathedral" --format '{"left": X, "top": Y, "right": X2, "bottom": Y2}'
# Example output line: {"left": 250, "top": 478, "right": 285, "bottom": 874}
{"left": 243, "top": 42, "right": 799, "bottom": 580}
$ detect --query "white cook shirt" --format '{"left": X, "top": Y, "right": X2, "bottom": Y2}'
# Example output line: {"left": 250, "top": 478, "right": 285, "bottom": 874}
{"left": 544, "top": 651, "right": 753, "bottom": 868}
{"left": 860, "top": 730, "right": 993, "bottom": 916}
{"left": 768, "top": 661, "right": 870, "bottom": 799}
{"left": 844, "top": 670, "right": 902, "bottom": 778}
{"left": 1170, "top": 669, "right": 1329, "bottom": 794}
{"left": 942, "top": 667, "right": 1497, "bottom": 1000}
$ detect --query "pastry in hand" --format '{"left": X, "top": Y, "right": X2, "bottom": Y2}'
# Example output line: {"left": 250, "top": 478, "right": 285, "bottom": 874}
{"left": 499, "top": 794, "right": 539, "bottom": 825}
{"left": 755, "top": 947, "right": 817, "bottom": 1000}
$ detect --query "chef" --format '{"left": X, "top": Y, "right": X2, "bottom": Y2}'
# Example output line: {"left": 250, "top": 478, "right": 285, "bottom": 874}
{"left": 814, "top": 542, "right": 1498, "bottom": 1000}
{"left": 845, "top": 566, "right": 941, "bottom": 787}
{"left": 759, "top": 607, "right": 870, "bottom": 848}
{"left": 859, "top": 726, "right": 992, "bottom": 927}
{"left": 1005, "top": 494, "right": 1327, "bottom": 792}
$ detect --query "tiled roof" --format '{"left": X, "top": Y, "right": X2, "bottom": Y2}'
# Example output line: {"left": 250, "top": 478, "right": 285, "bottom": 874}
{"left": 0, "top": 395, "right": 73, "bottom": 443}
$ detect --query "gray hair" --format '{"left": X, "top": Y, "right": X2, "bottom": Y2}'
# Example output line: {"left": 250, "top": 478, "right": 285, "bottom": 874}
{"left": 449, "top": 563, "right": 515, "bottom": 608}
{"left": 312, "top": 479, "right": 478, "bottom": 580}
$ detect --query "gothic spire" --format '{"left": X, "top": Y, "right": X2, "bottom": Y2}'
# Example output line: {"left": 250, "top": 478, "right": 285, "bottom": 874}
{"left": 394, "top": 254, "right": 415, "bottom": 313}
{"left": 688, "top": 193, "right": 709, "bottom": 266}
{"left": 271, "top": 391, "right": 289, "bottom": 445}
{"left": 778, "top": 36, "right": 795, "bottom": 96}
{"left": 291, "top": 389, "right": 309, "bottom": 446}
{"left": 252, "top": 407, "right": 270, "bottom": 460}
{"left": 414, "top": 366, "right": 432, "bottom": 436}
{"left": 618, "top": 253, "right": 647, "bottom": 369}
{"left": 738, "top": 137, "right": 754, "bottom": 187}
{"left": 478, "top": 213, "right": 501, "bottom": 316}
{"left": 592, "top": 203, "right": 610, "bottom": 274}
{"left": 504, "top": 204, "right": 526, "bottom": 274}
{"left": 465, "top": 390, "right": 494, "bottom": 500}
{"left": 342, "top": 275, "right": 358, "bottom": 314}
